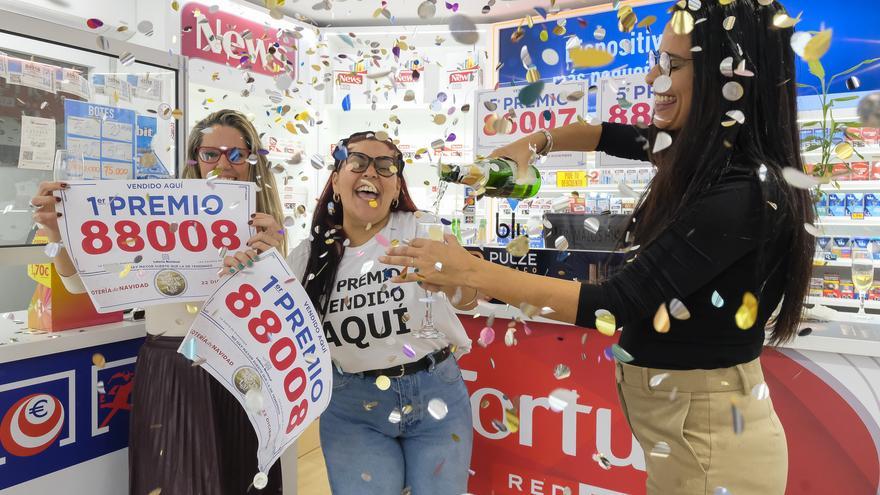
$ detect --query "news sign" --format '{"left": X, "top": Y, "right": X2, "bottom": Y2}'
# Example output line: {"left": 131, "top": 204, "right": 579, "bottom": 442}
{"left": 181, "top": 248, "right": 331, "bottom": 473}
{"left": 56, "top": 179, "right": 255, "bottom": 312}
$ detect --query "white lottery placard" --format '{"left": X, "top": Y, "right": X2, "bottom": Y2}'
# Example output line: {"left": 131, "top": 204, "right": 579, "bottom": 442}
{"left": 179, "top": 248, "right": 332, "bottom": 473}
{"left": 57, "top": 179, "right": 255, "bottom": 311}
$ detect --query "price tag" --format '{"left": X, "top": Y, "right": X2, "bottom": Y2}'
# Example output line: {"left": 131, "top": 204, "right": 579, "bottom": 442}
{"left": 180, "top": 248, "right": 331, "bottom": 473}
{"left": 556, "top": 171, "right": 588, "bottom": 188}
{"left": 57, "top": 179, "right": 255, "bottom": 311}
{"left": 851, "top": 212, "right": 865, "bottom": 220}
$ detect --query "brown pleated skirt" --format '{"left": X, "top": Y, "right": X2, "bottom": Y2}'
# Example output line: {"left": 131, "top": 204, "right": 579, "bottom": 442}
{"left": 129, "top": 335, "right": 283, "bottom": 495}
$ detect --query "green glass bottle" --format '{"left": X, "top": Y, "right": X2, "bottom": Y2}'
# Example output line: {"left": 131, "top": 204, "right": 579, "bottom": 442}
{"left": 439, "top": 157, "right": 542, "bottom": 199}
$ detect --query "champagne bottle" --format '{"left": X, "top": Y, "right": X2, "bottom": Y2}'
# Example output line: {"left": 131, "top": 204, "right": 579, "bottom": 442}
{"left": 439, "top": 157, "right": 542, "bottom": 199}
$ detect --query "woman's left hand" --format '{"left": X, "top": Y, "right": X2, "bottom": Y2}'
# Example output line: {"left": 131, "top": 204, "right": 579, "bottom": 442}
{"left": 379, "top": 234, "right": 475, "bottom": 289}
{"left": 247, "top": 212, "right": 284, "bottom": 253}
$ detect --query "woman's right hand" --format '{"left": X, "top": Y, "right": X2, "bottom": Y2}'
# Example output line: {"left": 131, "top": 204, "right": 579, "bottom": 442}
{"left": 488, "top": 132, "right": 546, "bottom": 181}
{"left": 222, "top": 248, "right": 260, "bottom": 275}
{"left": 31, "top": 181, "right": 67, "bottom": 242}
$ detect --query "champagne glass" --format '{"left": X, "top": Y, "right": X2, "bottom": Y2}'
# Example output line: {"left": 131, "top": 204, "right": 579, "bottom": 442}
{"left": 851, "top": 248, "right": 875, "bottom": 318}
{"left": 413, "top": 222, "right": 446, "bottom": 339}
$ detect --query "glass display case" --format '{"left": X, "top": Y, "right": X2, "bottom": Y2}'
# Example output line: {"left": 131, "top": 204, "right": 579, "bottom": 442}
{"left": 0, "top": 10, "right": 186, "bottom": 313}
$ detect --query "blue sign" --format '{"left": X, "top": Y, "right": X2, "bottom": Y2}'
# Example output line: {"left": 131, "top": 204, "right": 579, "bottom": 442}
{"left": 64, "top": 99, "right": 137, "bottom": 180}
{"left": 497, "top": 0, "right": 880, "bottom": 111}
{"left": 0, "top": 338, "right": 143, "bottom": 489}
{"left": 136, "top": 116, "right": 172, "bottom": 179}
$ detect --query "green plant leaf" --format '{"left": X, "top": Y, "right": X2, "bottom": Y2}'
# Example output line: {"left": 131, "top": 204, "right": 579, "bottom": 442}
{"left": 838, "top": 121, "right": 863, "bottom": 127}
{"left": 808, "top": 59, "right": 825, "bottom": 79}
{"left": 802, "top": 143, "right": 823, "bottom": 152}
{"left": 829, "top": 57, "right": 880, "bottom": 84}
{"left": 830, "top": 95, "right": 860, "bottom": 103}
{"left": 800, "top": 121, "right": 820, "bottom": 127}
{"left": 801, "top": 135, "right": 821, "bottom": 142}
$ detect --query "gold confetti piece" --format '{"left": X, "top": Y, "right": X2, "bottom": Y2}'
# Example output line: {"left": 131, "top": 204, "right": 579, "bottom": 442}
{"left": 722, "top": 15, "right": 736, "bottom": 31}
{"left": 504, "top": 408, "right": 520, "bottom": 433}
{"left": 118, "top": 264, "right": 132, "bottom": 278}
{"left": 773, "top": 11, "right": 802, "bottom": 29}
{"left": 171, "top": 108, "right": 183, "bottom": 120}
{"left": 595, "top": 310, "right": 617, "bottom": 336}
{"left": 671, "top": 10, "right": 694, "bottom": 35}
{"left": 186, "top": 304, "right": 200, "bottom": 315}
{"left": 148, "top": 489, "right": 162, "bottom": 495}
{"left": 505, "top": 235, "right": 530, "bottom": 257}
{"left": 637, "top": 15, "right": 657, "bottom": 29}
{"left": 653, "top": 303, "right": 671, "bottom": 333}
{"left": 451, "top": 433, "right": 461, "bottom": 442}
{"left": 568, "top": 47, "right": 614, "bottom": 68}
{"left": 375, "top": 375, "right": 391, "bottom": 391}
{"left": 170, "top": 0, "right": 178, "bottom": 11}
{"left": 834, "top": 142, "right": 854, "bottom": 160}
{"left": 92, "top": 353, "right": 107, "bottom": 368}
{"left": 735, "top": 292, "right": 758, "bottom": 330}
{"left": 402, "top": 404, "right": 414, "bottom": 415}
{"left": 363, "top": 401, "right": 379, "bottom": 411}
{"left": 368, "top": 199, "right": 379, "bottom": 208}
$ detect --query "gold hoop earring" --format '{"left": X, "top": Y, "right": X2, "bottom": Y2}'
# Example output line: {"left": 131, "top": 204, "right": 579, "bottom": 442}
{"left": 391, "top": 198, "right": 399, "bottom": 208}
{"left": 333, "top": 193, "right": 340, "bottom": 202}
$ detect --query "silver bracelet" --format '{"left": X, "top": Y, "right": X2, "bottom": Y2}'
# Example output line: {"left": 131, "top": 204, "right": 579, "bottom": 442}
{"left": 536, "top": 129, "right": 554, "bottom": 156}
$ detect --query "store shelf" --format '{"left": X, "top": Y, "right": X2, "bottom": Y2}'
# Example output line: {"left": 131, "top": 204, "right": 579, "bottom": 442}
{"left": 806, "top": 296, "right": 880, "bottom": 310}
{"left": 816, "top": 217, "right": 880, "bottom": 227}
{"left": 818, "top": 180, "right": 880, "bottom": 191}
{"left": 801, "top": 148, "right": 880, "bottom": 158}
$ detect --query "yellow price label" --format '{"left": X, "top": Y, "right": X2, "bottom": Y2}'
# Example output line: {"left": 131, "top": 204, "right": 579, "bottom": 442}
{"left": 851, "top": 212, "right": 864, "bottom": 220}
{"left": 556, "top": 171, "right": 587, "bottom": 188}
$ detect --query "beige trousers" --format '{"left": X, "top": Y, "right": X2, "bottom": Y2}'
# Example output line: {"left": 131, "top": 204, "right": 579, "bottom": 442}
{"left": 616, "top": 358, "right": 788, "bottom": 495}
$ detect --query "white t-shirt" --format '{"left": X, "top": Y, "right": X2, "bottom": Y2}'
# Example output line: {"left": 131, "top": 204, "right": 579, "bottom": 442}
{"left": 286, "top": 211, "right": 471, "bottom": 373}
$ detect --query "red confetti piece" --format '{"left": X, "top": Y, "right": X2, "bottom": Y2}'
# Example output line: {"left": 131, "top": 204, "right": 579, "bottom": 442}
{"left": 87, "top": 18, "right": 104, "bottom": 29}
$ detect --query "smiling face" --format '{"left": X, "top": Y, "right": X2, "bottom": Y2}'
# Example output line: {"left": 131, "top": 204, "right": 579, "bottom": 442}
{"left": 645, "top": 23, "right": 694, "bottom": 131}
{"left": 196, "top": 125, "right": 251, "bottom": 181}
{"left": 331, "top": 139, "right": 402, "bottom": 228}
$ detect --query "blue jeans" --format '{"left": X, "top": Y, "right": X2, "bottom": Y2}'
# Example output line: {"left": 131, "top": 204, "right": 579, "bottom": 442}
{"left": 319, "top": 355, "right": 474, "bottom": 495}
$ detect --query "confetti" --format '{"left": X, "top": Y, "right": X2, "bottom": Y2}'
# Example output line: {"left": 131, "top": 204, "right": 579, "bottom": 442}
{"left": 504, "top": 328, "right": 517, "bottom": 346}
{"left": 253, "top": 472, "right": 268, "bottom": 490}
{"left": 542, "top": 48, "right": 560, "bottom": 66}
{"left": 594, "top": 309, "right": 616, "bottom": 336}
{"left": 611, "top": 344, "right": 634, "bottom": 363}
{"left": 388, "top": 408, "right": 402, "bottom": 424}
{"left": 553, "top": 363, "right": 571, "bottom": 380}
{"left": 86, "top": 18, "right": 104, "bottom": 29}
{"left": 653, "top": 75, "right": 672, "bottom": 93}
{"left": 363, "top": 401, "right": 379, "bottom": 411}
{"left": 669, "top": 298, "right": 691, "bottom": 320}
{"left": 650, "top": 441, "right": 671, "bottom": 458}
{"left": 653, "top": 132, "right": 673, "bottom": 152}
{"left": 505, "top": 235, "right": 530, "bottom": 257}
{"left": 649, "top": 372, "right": 670, "bottom": 388}
{"left": 593, "top": 26, "right": 606, "bottom": 41}
{"left": 417, "top": 1, "right": 436, "bottom": 19}
{"left": 504, "top": 407, "right": 520, "bottom": 433}
{"left": 44, "top": 242, "right": 61, "bottom": 258}
{"left": 92, "top": 353, "right": 106, "bottom": 368}
{"left": 653, "top": 303, "right": 670, "bottom": 333}
{"left": 846, "top": 76, "right": 861, "bottom": 91}
{"left": 751, "top": 382, "right": 770, "bottom": 400}
{"left": 670, "top": 9, "right": 694, "bottom": 35}
{"left": 554, "top": 236, "right": 569, "bottom": 251}
{"left": 428, "top": 398, "right": 449, "bottom": 420}
{"left": 548, "top": 388, "right": 579, "bottom": 412}
{"left": 592, "top": 452, "right": 612, "bottom": 470}
{"left": 798, "top": 327, "right": 812, "bottom": 337}
{"left": 714, "top": 488, "right": 731, "bottom": 495}
{"left": 568, "top": 47, "right": 614, "bottom": 68}
{"left": 361, "top": 472, "right": 372, "bottom": 482}
{"left": 583, "top": 217, "right": 601, "bottom": 234}
{"left": 734, "top": 292, "right": 758, "bottom": 330}
{"left": 722, "top": 81, "right": 744, "bottom": 102}
{"left": 711, "top": 291, "right": 726, "bottom": 308}
{"left": 119, "top": 51, "right": 136, "bottom": 67}
{"left": 402, "top": 344, "right": 416, "bottom": 359}
{"left": 731, "top": 403, "right": 744, "bottom": 434}
{"left": 449, "top": 15, "right": 479, "bottom": 45}
{"left": 118, "top": 263, "right": 132, "bottom": 278}
{"left": 803, "top": 223, "right": 821, "bottom": 237}
{"left": 518, "top": 81, "right": 544, "bottom": 106}
{"left": 375, "top": 375, "right": 391, "bottom": 391}
{"left": 478, "top": 326, "right": 495, "bottom": 346}
{"left": 186, "top": 304, "right": 200, "bottom": 314}
{"left": 245, "top": 388, "right": 264, "bottom": 413}
{"left": 341, "top": 94, "right": 351, "bottom": 111}
{"left": 803, "top": 29, "right": 832, "bottom": 61}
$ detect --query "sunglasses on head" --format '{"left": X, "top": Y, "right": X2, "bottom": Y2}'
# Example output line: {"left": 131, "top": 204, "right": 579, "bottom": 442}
{"left": 341, "top": 151, "right": 399, "bottom": 178}
{"left": 197, "top": 146, "right": 250, "bottom": 165}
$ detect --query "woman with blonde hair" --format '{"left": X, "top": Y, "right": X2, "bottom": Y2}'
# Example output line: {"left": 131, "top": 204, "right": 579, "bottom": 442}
{"left": 30, "top": 109, "right": 288, "bottom": 494}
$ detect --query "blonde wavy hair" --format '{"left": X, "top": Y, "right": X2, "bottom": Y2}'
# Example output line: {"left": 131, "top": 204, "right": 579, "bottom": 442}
{"left": 182, "top": 109, "right": 287, "bottom": 255}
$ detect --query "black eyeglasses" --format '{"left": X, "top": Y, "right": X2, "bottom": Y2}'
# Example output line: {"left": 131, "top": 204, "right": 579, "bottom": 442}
{"left": 197, "top": 146, "right": 249, "bottom": 165}
{"left": 341, "top": 151, "right": 399, "bottom": 178}
{"left": 649, "top": 49, "right": 693, "bottom": 75}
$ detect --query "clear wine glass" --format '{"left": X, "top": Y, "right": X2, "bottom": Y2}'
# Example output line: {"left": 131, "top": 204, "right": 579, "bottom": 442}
{"left": 851, "top": 248, "right": 875, "bottom": 319}
{"left": 413, "top": 222, "right": 446, "bottom": 339}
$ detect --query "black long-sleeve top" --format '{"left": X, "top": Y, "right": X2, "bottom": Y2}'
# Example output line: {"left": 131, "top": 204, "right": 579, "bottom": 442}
{"left": 575, "top": 123, "right": 792, "bottom": 370}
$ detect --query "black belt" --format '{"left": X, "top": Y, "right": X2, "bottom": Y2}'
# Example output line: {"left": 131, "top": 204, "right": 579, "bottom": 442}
{"left": 362, "top": 346, "right": 452, "bottom": 378}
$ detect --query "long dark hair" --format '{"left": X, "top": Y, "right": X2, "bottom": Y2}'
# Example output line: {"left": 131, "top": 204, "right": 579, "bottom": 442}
{"left": 630, "top": 0, "right": 814, "bottom": 344}
{"left": 302, "top": 132, "right": 418, "bottom": 316}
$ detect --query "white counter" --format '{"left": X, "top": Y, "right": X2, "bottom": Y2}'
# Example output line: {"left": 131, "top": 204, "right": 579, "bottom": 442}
{"left": 0, "top": 311, "right": 146, "bottom": 363}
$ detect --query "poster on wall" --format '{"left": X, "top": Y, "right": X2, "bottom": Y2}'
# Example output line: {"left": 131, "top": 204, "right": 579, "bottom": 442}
{"left": 64, "top": 100, "right": 136, "bottom": 180}
{"left": 474, "top": 82, "right": 588, "bottom": 169}
{"left": 494, "top": 0, "right": 880, "bottom": 112}
{"left": 596, "top": 73, "right": 653, "bottom": 168}
{"left": 180, "top": 248, "right": 332, "bottom": 474}
{"left": 55, "top": 179, "right": 255, "bottom": 312}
